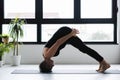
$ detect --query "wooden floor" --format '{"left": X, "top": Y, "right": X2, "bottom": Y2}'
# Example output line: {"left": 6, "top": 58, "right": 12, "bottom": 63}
{"left": 0, "top": 64, "right": 120, "bottom": 80}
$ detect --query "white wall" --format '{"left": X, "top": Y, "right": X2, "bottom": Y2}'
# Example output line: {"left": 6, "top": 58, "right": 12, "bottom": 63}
{"left": 5, "top": 1, "right": 120, "bottom": 64}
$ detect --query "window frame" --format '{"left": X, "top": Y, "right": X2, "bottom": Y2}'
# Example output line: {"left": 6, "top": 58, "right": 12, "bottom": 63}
{"left": 0, "top": 0, "right": 118, "bottom": 44}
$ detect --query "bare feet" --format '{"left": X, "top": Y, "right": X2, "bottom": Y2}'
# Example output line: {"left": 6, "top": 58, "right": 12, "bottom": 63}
{"left": 96, "top": 60, "right": 110, "bottom": 73}
{"left": 96, "top": 64, "right": 102, "bottom": 72}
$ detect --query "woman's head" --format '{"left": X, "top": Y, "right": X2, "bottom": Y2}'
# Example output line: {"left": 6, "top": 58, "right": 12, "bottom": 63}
{"left": 39, "top": 59, "right": 54, "bottom": 73}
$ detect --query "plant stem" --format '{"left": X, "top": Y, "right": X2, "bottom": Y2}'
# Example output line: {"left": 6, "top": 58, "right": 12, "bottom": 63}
{"left": 16, "top": 32, "right": 19, "bottom": 56}
{"left": 13, "top": 39, "right": 16, "bottom": 56}
{"left": 0, "top": 56, "right": 2, "bottom": 61}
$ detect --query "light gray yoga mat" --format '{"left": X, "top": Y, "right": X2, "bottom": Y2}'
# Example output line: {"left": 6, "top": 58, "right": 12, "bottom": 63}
{"left": 11, "top": 69, "right": 120, "bottom": 74}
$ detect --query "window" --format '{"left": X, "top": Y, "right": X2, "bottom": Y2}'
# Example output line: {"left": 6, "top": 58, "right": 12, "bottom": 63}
{"left": 41, "top": 24, "right": 114, "bottom": 42}
{"left": 0, "top": 0, "right": 118, "bottom": 44}
{"left": 43, "top": 0, "right": 74, "bottom": 18}
{"left": 4, "top": 0, "right": 35, "bottom": 18}
{"left": 81, "top": 0, "right": 112, "bottom": 18}
{"left": 2, "top": 24, "right": 37, "bottom": 42}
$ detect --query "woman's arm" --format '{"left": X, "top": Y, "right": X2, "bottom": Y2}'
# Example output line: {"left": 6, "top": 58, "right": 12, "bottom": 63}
{"left": 43, "top": 28, "right": 79, "bottom": 60}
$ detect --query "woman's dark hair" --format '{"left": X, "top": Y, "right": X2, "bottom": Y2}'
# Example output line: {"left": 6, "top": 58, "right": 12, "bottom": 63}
{"left": 39, "top": 60, "right": 52, "bottom": 73}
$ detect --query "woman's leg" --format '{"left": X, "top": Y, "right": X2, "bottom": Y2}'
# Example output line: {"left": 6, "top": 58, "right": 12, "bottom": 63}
{"left": 45, "top": 26, "right": 72, "bottom": 48}
{"left": 44, "top": 27, "right": 77, "bottom": 59}
{"left": 67, "top": 36, "right": 110, "bottom": 72}
{"left": 68, "top": 36, "right": 103, "bottom": 62}
{"left": 45, "top": 27, "right": 72, "bottom": 57}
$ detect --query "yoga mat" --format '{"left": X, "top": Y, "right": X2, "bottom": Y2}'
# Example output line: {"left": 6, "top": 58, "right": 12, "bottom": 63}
{"left": 11, "top": 69, "right": 120, "bottom": 74}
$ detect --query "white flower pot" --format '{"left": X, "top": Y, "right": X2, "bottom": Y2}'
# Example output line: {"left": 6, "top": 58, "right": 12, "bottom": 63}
{"left": 11, "top": 55, "right": 21, "bottom": 66}
{"left": 0, "top": 61, "right": 3, "bottom": 67}
{"left": 2, "top": 53, "right": 7, "bottom": 65}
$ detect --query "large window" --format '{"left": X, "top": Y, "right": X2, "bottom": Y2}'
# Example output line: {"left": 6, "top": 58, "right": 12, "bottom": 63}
{"left": 41, "top": 24, "right": 114, "bottom": 42}
{"left": 0, "top": 0, "right": 118, "bottom": 44}
{"left": 4, "top": 0, "right": 35, "bottom": 18}
{"left": 43, "top": 0, "right": 74, "bottom": 18}
{"left": 81, "top": 0, "right": 112, "bottom": 18}
{"left": 2, "top": 24, "right": 37, "bottom": 42}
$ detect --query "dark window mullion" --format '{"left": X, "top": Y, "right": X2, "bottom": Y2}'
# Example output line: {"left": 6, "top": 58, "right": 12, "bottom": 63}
{"left": 0, "top": 0, "right": 4, "bottom": 24}
{"left": 36, "top": 0, "right": 42, "bottom": 22}
{"left": 3, "top": 19, "right": 37, "bottom": 24}
{"left": 42, "top": 19, "right": 78, "bottom": 24}
{"left": 80, "top": 19, "right": 114, "bottom": 23}
{"left": 114, "top": 23, "right": 117, "bottom": 44}
{"left": 0, "top": 0, "right": 4, "bottom": 42}
{"left": 112, "top": 0, "right": 118, "bottom": 20}
{"left": 112, "top": 0, "right": 118, "bottom": 44}
{"left": 36, "top": 0, "right": 42, "bottom": 43}
{"left": 74, "top": 0, "right": 80, "bottom": 20}
{"left": 41, "top": 19, "right": 113, "bottom": 24}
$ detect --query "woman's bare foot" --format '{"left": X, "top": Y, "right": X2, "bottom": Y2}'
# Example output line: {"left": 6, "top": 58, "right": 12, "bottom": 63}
{"left": 97, "top": 60, "right": 111, "bottom": 73}
{"left": 96, "top": 64, "right": 102, "bottom": 72}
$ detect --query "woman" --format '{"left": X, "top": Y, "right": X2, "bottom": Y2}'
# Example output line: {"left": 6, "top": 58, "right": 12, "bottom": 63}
{"left": 39, "top": 26, "right": 110, "bottom": 73}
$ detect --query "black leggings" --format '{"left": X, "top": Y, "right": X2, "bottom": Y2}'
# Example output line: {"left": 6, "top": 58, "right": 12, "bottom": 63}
{"left": 45, "top": 27, "right": 104, "bottom": 62}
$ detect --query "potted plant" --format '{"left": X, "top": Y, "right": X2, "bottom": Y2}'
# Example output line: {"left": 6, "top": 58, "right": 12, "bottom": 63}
{"left": 9, "top": 18, "right": 26, "bottom": 66}
{"left": 0, "top": 43, "right": 13, "bottom": 67}
{"left": 0, "top": 34, "right": 10, "bottom": 65}
{"left": 0, "top": 34, "right": 9, "bottom": 44}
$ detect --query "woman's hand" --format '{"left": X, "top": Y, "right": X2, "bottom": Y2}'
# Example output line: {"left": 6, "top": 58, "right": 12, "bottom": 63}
{"left": 71, "top": 28, "right": 79, "bottom": 36}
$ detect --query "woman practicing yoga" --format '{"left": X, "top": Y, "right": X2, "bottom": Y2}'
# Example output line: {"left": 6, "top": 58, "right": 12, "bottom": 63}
{"left": 39, "top": 26, "right": 110, "bottom": 73}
